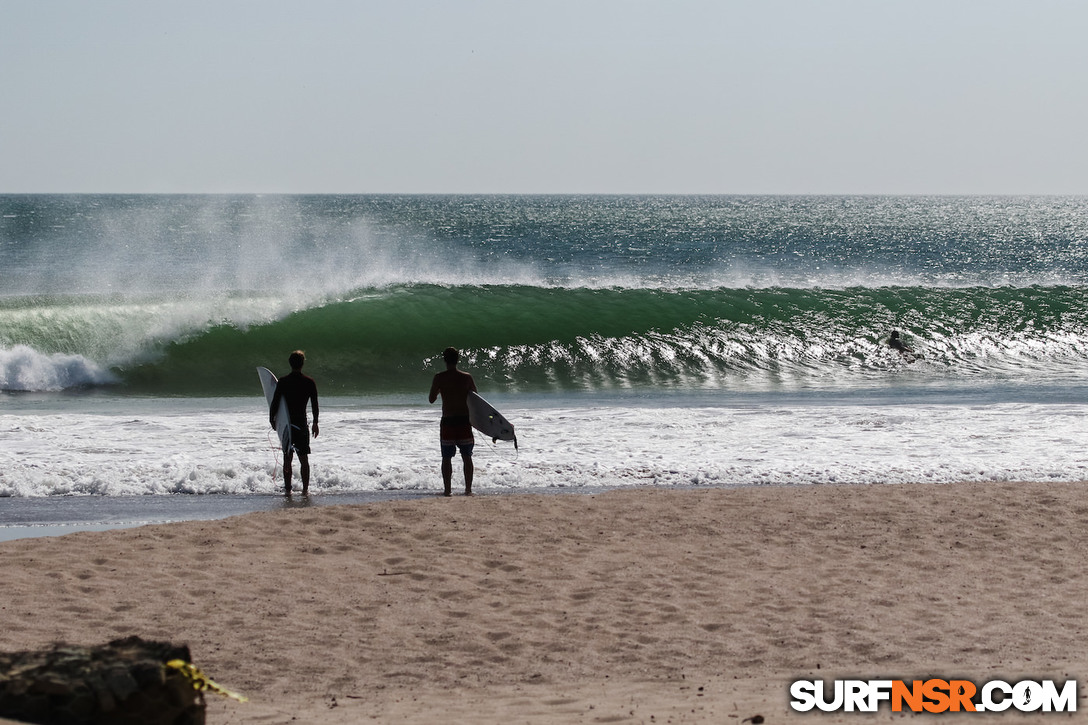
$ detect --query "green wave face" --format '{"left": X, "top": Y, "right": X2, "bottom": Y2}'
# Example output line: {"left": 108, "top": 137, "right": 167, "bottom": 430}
{"left": 8, "top": 283, "right": 1075, "bottom": 396}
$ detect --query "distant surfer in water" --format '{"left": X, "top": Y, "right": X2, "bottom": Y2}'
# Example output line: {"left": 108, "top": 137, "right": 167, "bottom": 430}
{"left": 270, "top": 350, "right": 320, "bottom": 497}
{"left": 429, "top": 347, "right": 478, "bottom": 496}
{"left": 888, "top": 330, "right": 917, "bottom": 360}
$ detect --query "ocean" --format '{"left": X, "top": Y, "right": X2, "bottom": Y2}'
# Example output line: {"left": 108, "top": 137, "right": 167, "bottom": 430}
{"left": 3, "top": 195, "right": 1088, "bottom": 535}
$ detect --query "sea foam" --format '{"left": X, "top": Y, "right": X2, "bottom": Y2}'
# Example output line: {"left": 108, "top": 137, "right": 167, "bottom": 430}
{"left": 3, "top": 399, "right": 1088, "bottom": 498}
{"left": 0, "top": 345, "right": 117, "bottom": 392}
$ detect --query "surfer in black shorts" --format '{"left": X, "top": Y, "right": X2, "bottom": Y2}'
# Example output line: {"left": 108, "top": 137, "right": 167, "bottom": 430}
{"left": 428, "top": 347, "right": 477, "bottom": 496}
{"left": 270, "top": 350, "right": 319, "bottom": 497}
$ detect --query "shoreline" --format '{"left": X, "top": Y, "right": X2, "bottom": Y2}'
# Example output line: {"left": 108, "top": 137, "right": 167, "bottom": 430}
{"left": 1, "top": 484, "right": 722, "bottom": 543}
{"left": 0, "top": 490, "right": 437, "bottom": 543}
{"left": 3, "top": 481, "right": 1088, "bottom": 723}
{"left": 0, "top": 486, "right": 624, "bottom": 543}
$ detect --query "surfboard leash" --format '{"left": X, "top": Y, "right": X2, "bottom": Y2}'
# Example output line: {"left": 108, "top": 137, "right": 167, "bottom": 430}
{"left": 481, "top": 435, "right": 520, "bottom": 461}
{"left": 266, "top": 429, "right": 283, "bottom": 485}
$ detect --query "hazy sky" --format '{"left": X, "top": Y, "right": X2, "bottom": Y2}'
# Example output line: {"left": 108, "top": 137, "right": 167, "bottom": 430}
{"left": 3, "top": 1, "right": 1087, "bottom": 194}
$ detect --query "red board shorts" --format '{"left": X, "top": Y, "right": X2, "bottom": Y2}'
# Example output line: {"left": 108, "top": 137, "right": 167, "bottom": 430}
{"left": 440, "top": 415, "right": 474, "bottom": 459}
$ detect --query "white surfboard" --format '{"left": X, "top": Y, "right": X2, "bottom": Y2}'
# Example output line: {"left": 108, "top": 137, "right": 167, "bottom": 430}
{"left": 257, "top": 367, "right": 292, "bottom": 452}
{"left": 467, "top": 391, "right": 517, "bottom": 449}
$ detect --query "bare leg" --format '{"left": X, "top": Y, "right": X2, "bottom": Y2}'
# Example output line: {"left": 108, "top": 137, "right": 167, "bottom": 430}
{"left": 463, "top": 455, "right": 473, "bottom": 495}
{"left": 441, "top": 457, "right": 453, "bottom": 496}
{"left": 282, "top": 449, "right": 294, "bottom": 497}
{"left": 298, "top": 453, "right": 310, "bottom": 495}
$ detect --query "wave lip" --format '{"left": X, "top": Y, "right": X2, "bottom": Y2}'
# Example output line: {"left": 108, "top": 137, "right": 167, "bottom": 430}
{"left": 0, "top": 345, "right": 118, "bottom": 392}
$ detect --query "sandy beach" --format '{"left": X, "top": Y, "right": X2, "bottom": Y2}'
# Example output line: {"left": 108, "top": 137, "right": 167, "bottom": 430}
{"left": 3, "top": 481, "right": 1087, "bottom": 723}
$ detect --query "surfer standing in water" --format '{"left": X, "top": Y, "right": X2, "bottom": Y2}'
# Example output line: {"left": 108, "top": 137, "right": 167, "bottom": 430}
{"left": 429, "top": 347, "right": 478, "bottom": 496}
{"left": 270, "top": 350, "right": 320, "bottom": 497}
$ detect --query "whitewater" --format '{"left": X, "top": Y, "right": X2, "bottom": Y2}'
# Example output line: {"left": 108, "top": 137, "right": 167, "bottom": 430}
{"left": 3, "top": 195, "right": 1088, "bottom": 516}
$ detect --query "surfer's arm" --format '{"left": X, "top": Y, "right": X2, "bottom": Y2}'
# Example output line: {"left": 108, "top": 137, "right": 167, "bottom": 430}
{"left": 310, "top": 385, "right": 319, "bottom": 437}
{"left": 428, "top": 375, "right": 440, "bottom": 404}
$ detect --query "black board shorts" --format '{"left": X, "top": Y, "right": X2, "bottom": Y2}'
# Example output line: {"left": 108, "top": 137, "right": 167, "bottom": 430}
{"left": 289, "top": 423, "right": 311, "bottom": 455}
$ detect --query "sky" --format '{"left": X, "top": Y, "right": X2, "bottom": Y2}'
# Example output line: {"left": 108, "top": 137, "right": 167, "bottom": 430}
{"left": 3, "top": 1, "right": 1087, "bottom": 194}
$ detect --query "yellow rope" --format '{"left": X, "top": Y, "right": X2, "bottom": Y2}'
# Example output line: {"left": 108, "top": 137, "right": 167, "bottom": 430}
{"left": 165, "top": 660, "right": 248, "bottom": 703}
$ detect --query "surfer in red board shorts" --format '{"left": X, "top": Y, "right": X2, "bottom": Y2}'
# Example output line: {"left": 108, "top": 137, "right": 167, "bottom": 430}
{"left": 429, "top": 347, "right": 477, "bottom": 496}
{"left": 270, "top": 350, "right": 320, "bottom": 497}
